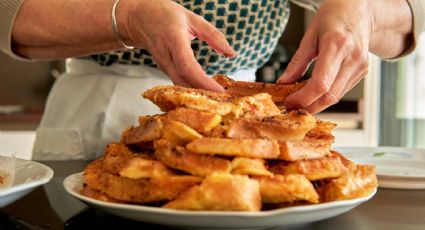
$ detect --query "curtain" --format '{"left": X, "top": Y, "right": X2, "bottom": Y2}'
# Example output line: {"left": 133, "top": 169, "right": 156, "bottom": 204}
{"left": 380, "top": 34, "right": 425, "bottom": 148}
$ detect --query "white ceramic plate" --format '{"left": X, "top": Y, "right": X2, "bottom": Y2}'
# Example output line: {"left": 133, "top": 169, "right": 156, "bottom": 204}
{"left": 0, "top": 157, "right": 54, "bottom": 208}
{"left": 335, "top": 146, "right": 425, "bottom": 189}
{"left": 64, "top": 172, "right": 376, "bottom": 229}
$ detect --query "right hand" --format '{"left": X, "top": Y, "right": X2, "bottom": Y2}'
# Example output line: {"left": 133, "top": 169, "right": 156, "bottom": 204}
{"left": 119, "top": 0, "right": 236, "bottom": 91}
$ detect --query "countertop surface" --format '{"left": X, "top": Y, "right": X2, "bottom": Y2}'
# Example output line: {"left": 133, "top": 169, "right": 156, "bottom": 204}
{"left": 1, "top": 161, "right": 425, "bottom": 230}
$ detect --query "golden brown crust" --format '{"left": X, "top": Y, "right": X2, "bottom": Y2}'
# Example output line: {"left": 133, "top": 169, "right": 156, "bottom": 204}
{"left": 161, "top": 119, "right": 203, "bottom": 146}
{"left": 163, "top": 173, "right": 261, "bottom": 211}
{"left": 269, "top": 154, "right": 347, "bottom": 181}
{"left": 143, "top": 85, "right": 233, "bottom": 115}
{"left": 227, "top": 110, "right": 316, "bottom": 142}
{"left": 231, "top": 93, "right": 282, "bottom": 118}
{"left": 317, "top": 165, "right": 378, "bottom": 202}
{"left": 278, "top": 132, "right": 334, "bottom": 161}
{"left": 331, "top": 150, "right": 357, "bottom": 171}
{"left": 101, "top": 143, "right": 175, "bottom": 179}
{"left": 80, "top": 185, "right": 123, "bottom": 203}
{"left": 154, "top": 139, "right": 231, "bottom": 176}
{"left": 254, "top": 174, "right": 319, "bottom": 204}
{"left": 231, "top": 157, "right": 272, "bottom": 176}
{"left": 186, "top": 137, "right": 280, "bottom": 159}
{"left": 123, "top": 116, "right": 162, "bottom": 145}
{"left": 308, "top": 120, "right": 337, "bottom": 135}
{"left": 213, "top": 75, "right": 306, "bottom": 107}
{"left": 167, "top": 107, "right": 222, "bottom": 133}
{"left": 84, "top": 159, "right": 201, "bottom": 204}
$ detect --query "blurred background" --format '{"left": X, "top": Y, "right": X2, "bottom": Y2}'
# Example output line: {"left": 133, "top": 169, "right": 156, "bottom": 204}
{"left": 1, "top": 3, "right": 423, "bottom": 160}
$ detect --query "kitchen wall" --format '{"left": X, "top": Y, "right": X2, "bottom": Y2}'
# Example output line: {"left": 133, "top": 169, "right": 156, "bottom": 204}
{"left": 0, "top": 52, "right": 57, "bottom": 106}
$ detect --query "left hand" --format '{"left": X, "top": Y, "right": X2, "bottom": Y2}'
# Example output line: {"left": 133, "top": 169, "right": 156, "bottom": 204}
{"left": 277, "top": 0, "right": 412, "bottom": 113}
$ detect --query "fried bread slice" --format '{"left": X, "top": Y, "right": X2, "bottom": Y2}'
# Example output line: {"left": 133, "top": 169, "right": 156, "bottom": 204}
{"left": 124, "top": 116, "right": 203, "bottom": 146}
{"left": 143, "top": 84, "right": 284, "bottom": 118}
{"left": 227, "top": 110, "right": 316, "bottom": 142}
{"left": 308, "top": 120, "right": 337, "bottom": 135}
{"left": 317, "top": 164, "right": 378, "bottom": 202}
{"left": 164, "top": 173, "right": 261, "bottom": 211}
{"left": 213, "top": 75, "right": 306, "bottom": 107}
{"left": 269, "top": 153, "right": 347, "bottom": 181}
{"left": 254, "top": 174, "right": 319, "bottom": 204}
{"left": 143, "top": 85, "right": 233, "bottom": 115}
{"left": 278, "top": 132, "right": 334, "bottom": 161}
{"left": 231, "top": 157, "right": 272, "bottom": 176}
{"left": 154, "top": 139, "right": 231, "bottom": 176}
{"left": 84, "top": 159, "right": 201, "bottom": 203}
{"left": 161, "top": 120, "right": 203, "bottom": 146}
{"left": 80, "top": 185, "right": 123, "bottom": 203}
{"left": 167, "top": 107, "right": 222, "bottom": 133}
{"left": 102, "top": 143, "right": 176, "bottom": 179}
{"left": 186, "top": 137, "right": 280, "bottom": 159}
{"left": 123, "top": 115, "right": 162, "bottom": 145}
{"left": 332, "top": 150, "right": 357, "bottom": 171}
{"left": 231, "top": 93, "right": 282, "bottom": 118}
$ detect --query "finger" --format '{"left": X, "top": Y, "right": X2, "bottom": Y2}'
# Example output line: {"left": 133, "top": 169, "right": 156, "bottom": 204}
{"left": 151, "top": 44, "right": 192, "bottom": 88}
{"left": 304, "top": 59, "right": 359, "bottom": 114}
{"left": 284, "top": 39, "right": 344, "bottom": 110}
{"left": 340, "top": 55, "right": 369, "bottom": 96}
{"left": 168, "top": 31, "right": 225, "bottom": 92}
{"left": 277, "top": 27, "right": 317, "bottom": 84}
{"left": 341, "top": 72, "right": 365, "bottom": 97}
{"left": 188, "top": 13, "right": 236, "bottom": 58}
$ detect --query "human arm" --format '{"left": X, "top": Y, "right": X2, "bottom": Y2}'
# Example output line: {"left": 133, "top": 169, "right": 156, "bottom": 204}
{"left": 278, "top": 0, "right": 420, "bottom": 113}
{"left": 2, "top": 0, "right": 236, "bottom": 91}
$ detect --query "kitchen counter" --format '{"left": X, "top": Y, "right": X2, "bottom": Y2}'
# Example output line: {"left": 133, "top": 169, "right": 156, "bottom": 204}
{"left": 1, "top": 161, "right": 425, "bottom": 230}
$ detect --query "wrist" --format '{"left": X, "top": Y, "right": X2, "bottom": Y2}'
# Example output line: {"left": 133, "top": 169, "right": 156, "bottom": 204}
{"left": 367, "top": 0, "right": 413, "bottom": 58}
{"left": 114, "top": 0, "right": 136, "bottom": 48}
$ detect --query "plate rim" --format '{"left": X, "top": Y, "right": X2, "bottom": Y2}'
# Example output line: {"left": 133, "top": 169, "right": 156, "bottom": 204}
{"left": 63, "top": 172, "right": 376, "bottom": 217}
{"left": 334, "top": 145, "right": 425, "bottom": 153}
{"left": 0, "top": 158, "right": 54, "bottom": 197}
{"left": 335, "top": 146, "right": 425, "bottom": 179}
{"left": 357, "top": 159, "right": 425, "bottom": 179}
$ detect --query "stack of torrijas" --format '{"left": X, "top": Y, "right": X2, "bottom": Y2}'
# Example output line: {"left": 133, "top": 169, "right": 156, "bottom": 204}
{"left": 82, "top": 75, "right": 377, "bottom": 211}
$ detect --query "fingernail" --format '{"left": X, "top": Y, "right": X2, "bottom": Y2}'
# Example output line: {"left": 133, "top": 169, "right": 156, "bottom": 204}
{"left": 214, "top": 49, "right": 225, "bottom": 56}
{"left": 284, "top": 101, "right": 296, "bottom": 110}
{"left": 215, "top": 85, "right": 225, "bottom": 92}
{"left": 277, "top": 72, "right": 288, "bottom": 84}
{"left": 284, "top": 104, "right": 293, "bottom": 110}
{"left": 225, "top": 47, "right": 237, "bottom": 58}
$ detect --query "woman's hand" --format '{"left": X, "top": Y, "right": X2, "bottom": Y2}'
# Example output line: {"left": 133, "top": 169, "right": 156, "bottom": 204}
{"left": 277, "top": 0, "right": 413, "bottom": 113}
{"left": 120, "top": 0, "right": 235, "bottom": 91}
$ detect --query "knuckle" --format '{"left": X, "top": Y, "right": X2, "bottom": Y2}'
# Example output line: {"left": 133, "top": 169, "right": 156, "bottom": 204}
{"left": 320, "top": 92, "right": 339, "bottom": 106}
{"left": 311, "top": 78, "right": 332, "bottom": 95}
{"left": 359, "top": 60, "right": 369, "bottom": 73}
{"left": 351, "top": 48, "right": 368, "bottom": 62}
{"left": 329, "top": 31, "right": 350, "bottom": 48}
{"left": 350, "top": 49, "right": 369, "bottom": 73}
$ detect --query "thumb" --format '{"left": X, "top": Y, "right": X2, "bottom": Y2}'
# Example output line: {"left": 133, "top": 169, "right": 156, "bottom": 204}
{"left": 277, "top": 32, "right": 316, "bottom": 84}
